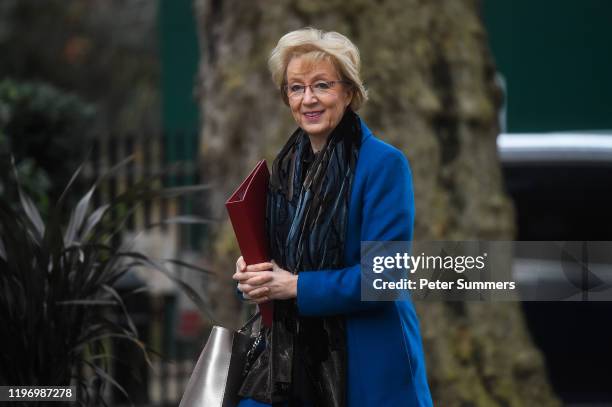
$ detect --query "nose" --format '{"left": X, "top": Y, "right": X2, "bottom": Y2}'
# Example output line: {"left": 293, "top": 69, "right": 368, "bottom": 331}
{"left": 302, "top": 85, "right": 318, "bottom": 104}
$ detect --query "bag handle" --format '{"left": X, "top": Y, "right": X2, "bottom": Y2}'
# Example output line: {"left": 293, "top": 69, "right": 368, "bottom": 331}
{"left": 238, "top": 311, "right": 261, "bottom": 334}
{"left": 240, "top": 312, "right": 265, "bottom": 376}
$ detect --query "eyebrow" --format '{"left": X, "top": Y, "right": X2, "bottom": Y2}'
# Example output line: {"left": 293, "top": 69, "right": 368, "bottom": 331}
{"left": 286, "top": 72, "right": 336, "bottom": 83}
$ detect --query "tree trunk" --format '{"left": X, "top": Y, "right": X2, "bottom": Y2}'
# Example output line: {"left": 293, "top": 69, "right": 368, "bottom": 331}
{"left": 193, "top": 1, "right": 561, "bottom": 405}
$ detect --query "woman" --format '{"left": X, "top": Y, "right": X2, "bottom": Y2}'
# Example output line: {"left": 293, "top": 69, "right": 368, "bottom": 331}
{"left": 233, "top": 28, "right": 433, "bottom": 407}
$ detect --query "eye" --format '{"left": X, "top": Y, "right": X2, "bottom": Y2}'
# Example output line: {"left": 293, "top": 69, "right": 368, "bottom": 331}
{"left": 288, "top": 84, "right": 305, "bottom": 93}
{"left": 313, "top": 81, "right": 332, "bottom": 90}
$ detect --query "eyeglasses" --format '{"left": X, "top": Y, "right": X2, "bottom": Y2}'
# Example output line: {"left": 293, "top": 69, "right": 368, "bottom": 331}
{"left": 284, "top": 80, "right": 351, "bottom": 99}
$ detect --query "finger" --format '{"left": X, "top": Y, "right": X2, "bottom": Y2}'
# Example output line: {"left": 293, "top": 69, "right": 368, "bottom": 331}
{"left": 233, "top": 271, "right": 253, "bottom": 281}
{"left": 237, "top": 283, "right": 253, "bottom": 294}
{"left": 232, "top": 271, "right": 246, "bottom": 281}
{"left": 250, "top": 296, "right": 270, "bottom": 305}
{"left": 246, "top": 262, "right": 274, "bottom": 272}
{"left": 237, "top": 256, "right": 246, "bottom": 271}
{"left": 234, "top": 271, "right": 266, "bottom": 282}
{"left": 245, "top": 274, "right": 273, "bottom": 286}
{"left": 248, "top": 287, "right": 269, "bottom": 298}
{"left": 235, "top": 256, "right": 246, "bottom": 273}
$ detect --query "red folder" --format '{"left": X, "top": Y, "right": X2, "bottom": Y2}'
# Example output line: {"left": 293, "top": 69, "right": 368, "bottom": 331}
{"left": 225, "top": 159, "right": 273, "bottom": 327}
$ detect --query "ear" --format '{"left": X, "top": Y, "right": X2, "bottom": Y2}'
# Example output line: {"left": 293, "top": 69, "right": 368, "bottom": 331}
{"left": 344, "top": 88, "right": 354, "bottom": 108}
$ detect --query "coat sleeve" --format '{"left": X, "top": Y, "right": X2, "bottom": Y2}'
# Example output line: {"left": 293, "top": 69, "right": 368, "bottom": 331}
{"left": 296, "top": 147, "right": 415, "bottom": 316}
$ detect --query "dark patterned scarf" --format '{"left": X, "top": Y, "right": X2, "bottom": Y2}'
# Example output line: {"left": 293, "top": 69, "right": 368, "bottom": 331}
{"left": 239, "top": 109, "right": 361, "bottom": 406}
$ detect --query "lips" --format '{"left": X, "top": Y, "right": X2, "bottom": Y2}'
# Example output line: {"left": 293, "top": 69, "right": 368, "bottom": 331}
{"left": 303, "top": 110, "right": 324, "bottom": 120}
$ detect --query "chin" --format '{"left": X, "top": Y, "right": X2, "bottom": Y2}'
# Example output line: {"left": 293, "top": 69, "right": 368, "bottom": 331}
{"left": 302, "top": 123, "right": 329, "bottom": 137}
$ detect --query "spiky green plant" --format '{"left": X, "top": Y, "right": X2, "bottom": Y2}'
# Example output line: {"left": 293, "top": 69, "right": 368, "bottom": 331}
{"left": 0, "top": 157, "right": 213, "bottom": 406}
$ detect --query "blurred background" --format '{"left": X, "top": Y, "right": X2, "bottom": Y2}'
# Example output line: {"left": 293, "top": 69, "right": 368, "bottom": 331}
{"left": 0, "top": 0, "right": 610, "bottom": 406}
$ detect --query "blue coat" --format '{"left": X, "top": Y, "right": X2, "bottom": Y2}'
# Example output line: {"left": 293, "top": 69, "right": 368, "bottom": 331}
{"left": 240, "top": 120, "right": 433, "bottom": 407}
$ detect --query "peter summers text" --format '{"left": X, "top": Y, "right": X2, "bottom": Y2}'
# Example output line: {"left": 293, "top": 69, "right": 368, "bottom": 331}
{"left": 372, "top": 278, "right": 516, "bottom": 291}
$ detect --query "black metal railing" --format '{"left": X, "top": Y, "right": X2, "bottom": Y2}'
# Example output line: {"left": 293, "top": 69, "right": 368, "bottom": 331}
{"left": 71, "top": 132, "right": 209, "bottom": 406}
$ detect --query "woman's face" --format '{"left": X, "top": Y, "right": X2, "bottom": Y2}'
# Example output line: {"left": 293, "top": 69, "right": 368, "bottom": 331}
{"left": 285, "top": 56, "right": 353, "bottom": 142}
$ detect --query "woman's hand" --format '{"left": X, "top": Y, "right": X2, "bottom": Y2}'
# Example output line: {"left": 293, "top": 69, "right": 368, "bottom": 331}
{"left": 234, "top": 256, "right": 269, "bottom": 303}
{"left": 233, "top": 256, "right": 297, "bottom": 304}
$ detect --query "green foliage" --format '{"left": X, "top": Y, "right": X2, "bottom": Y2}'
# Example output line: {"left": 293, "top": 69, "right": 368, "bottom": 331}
{"left": 0, "top": 158, "right": 212, "bottom": 406}
{"left": 0, "top": 78, "right": 95, "bottom": 213}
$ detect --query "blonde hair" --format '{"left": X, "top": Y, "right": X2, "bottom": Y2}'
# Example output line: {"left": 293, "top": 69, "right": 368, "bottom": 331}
{"left": 268, "top": 28, "right": 368, "bottom": 111}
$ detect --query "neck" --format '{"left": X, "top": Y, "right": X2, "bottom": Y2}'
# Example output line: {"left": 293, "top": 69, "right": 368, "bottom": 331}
{"left": 307, "top": 132, "right": 330, "bottom": 153}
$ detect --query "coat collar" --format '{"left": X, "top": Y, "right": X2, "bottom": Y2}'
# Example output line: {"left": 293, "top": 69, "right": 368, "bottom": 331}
{"left": 359, "top": 116, "right": 374, "bottom": 144}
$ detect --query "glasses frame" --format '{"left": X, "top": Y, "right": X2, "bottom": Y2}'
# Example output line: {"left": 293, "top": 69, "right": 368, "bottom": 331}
{"left": 283, "top": 80, "right": 352, "bottom": 100}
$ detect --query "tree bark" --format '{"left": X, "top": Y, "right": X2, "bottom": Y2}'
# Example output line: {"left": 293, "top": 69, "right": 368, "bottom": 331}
{"left": 194, "top": 1, "right": 561, "bottom": 405}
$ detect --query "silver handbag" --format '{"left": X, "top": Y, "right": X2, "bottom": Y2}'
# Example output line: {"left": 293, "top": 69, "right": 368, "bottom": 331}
{"left": 179, "top": 313, "right": 261, "bottom": 407}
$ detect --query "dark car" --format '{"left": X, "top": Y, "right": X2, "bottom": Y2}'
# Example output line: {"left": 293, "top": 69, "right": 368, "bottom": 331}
{"left": 498, "top": 131, "right": 612, "bottom": 405}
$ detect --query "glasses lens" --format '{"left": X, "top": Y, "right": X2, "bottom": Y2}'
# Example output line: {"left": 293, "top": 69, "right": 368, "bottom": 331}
{"left": 287, "top": 84, "right": 303, "bottom": 99}
{"left": 313, "top": 81, "right": 333, "bottom": 94}
{"left": 286, "top": 81, "right": 341, "bottom": 98}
